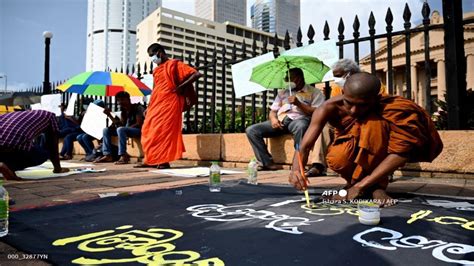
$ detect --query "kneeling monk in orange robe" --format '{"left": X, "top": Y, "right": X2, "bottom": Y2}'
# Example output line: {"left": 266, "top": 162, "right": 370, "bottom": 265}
{"left": 289, "top": 72, "right": 443, "bottom": 206}
{"left": 141, "top": 43, "right": 202, "bottom": 168}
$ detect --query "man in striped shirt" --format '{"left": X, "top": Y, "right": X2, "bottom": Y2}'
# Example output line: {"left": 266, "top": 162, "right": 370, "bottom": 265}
{"left": 0, "top": 110, "right": 68, "bottom": 180}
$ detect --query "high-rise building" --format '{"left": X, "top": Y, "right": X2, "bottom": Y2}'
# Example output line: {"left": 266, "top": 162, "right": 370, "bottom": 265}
{"left": 195, "top": 0, "right": 247, "bottom": 26}
{"left": 251, "top": 0, "right": 300, "bottom": 38}
{"left": 136, "top": 7, "right": 287, "bottom": 117}
{"left": 86, "top": 0, "right": 162, "bottom": 72}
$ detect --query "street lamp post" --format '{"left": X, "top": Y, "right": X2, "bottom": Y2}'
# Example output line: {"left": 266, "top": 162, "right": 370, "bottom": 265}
{"left": 43, "top": 31, "right": 53, "bottom": 95}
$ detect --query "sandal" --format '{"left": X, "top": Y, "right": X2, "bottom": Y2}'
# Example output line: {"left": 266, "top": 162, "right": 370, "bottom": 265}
{"left": 114, "top": 159, "right": 130, "bottom": 165}
{"left": 114, "top": 155, "right": 130, "bottom": 165}
{"left": 94, "top": 155, "right": 114, "bottom": 163}
{"left": 157, "top": 163, "right": 171, "bottom": 169}
{"left": 305, "top": 164, "right": 327, "bottom": 177}
{"left": 60, "top": 155, "right": 72, "bottom": 160}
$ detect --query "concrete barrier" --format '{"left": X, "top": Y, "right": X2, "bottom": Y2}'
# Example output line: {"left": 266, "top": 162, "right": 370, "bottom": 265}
{"left": 189, "top": 131, "right": 474, "bottom": 175}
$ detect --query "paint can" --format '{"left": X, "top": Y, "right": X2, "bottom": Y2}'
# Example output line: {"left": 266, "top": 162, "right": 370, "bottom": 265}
{"left": 358, "top": 202, "right": 380, "bottom": 225}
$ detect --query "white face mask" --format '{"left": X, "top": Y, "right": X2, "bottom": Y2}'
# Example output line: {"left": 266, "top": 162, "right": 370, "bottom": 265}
{"left": 151, "top": 55, "right": 162, "bottom": 65}
{"left": 334, "top": 77, "right": 346, "bottom": 88}
{"left": 334, "top": 73, "right": 349, "bottom": 88}
{"left": 287, "top": 81, "right": 296, "bottom": 90}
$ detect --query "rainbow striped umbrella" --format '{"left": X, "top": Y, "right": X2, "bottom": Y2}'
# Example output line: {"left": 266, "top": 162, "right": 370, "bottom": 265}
{"left": 57, "top": 71, "right": 152, "bottom": 96}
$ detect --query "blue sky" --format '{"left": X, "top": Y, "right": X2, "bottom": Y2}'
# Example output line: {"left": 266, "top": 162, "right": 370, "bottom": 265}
{"left": 0, "top": 0, "right": 472, "bottom": 91}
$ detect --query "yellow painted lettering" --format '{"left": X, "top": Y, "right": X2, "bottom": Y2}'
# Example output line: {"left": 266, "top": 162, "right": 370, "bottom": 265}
{"left": 428, "top": 216, "right": 468, "bottom": 225}
{"left": 53, "top": 227, "right": 225, "bottom": 265}
{"left": 77, "top": 228, "right": 182, "bottom": 253}
{"left": 53, "top": 225, "right": 133, "bottom": 246}
{"left": 407, "top": 210, "right": 432, "bottom": 224}
{"left": 53, "top": 230, "right": 116, "bottom": 247}
{"left": 462, "top": 221, "right": 474, "bottom": 231}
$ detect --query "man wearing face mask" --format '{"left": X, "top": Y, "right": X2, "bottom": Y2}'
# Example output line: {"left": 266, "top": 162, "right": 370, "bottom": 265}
{"left": 138, "top": 43, "right": 202, "bottom": 169}
{"left": 246, "top": 68, "right": 325, "bottom": 171}
{"left": 330, "top": 58, "right": 387, "bottom": 97}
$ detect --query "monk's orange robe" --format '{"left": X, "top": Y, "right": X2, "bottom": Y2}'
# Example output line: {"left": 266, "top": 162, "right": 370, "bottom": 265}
{"left": 141, "top": 59, "right": 197, "bottom": 165}
{"left": 326, "top": 96, "right": 443, "bottom": 188}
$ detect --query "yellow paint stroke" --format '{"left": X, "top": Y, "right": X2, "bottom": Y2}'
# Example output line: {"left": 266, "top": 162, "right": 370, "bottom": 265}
{"left": 304, "top": 190, "right": 311, "bottom": 208}
{"left": 407, "top": 210, "right": 432, "bottom": 224}
{"left": 53, "top": 229, "right": 117, "bottom": 246}
{"left": 407, "top": 210, "right": 474, "bottom": 231}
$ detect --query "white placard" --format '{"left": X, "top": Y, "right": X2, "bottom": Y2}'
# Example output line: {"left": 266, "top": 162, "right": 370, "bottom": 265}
{"left": 231, "top": 52, "right": 275, "bottom": 98}
{"left": 281, "top": 40, "right": 338, "bottom": 82}
{"left": 65, "top": 93, "right": 77, "bottom": 116}
{"left": 30, "top": 103, "right": 42, "bottom": 110}
{"left": 40, "top": 94, "right": 62, "bottom": 116}
{"left": 130, "top": 96, "right": 144, "bottom": 104}
{"left": 80, "top": 103, "right": 113, "bottom": 140}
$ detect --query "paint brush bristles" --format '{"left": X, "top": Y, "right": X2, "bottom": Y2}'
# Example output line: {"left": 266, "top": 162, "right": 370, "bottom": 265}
{"left": 304, "top": 190, "right": 311, "bottom": 208}
{"left": 295, "top": 145, "right": 311, "bottom": 207}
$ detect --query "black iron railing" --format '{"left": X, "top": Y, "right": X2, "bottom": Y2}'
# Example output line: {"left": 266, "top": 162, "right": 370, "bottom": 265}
{"left": 19, "top": 0, "right": 471, "bottom": 130}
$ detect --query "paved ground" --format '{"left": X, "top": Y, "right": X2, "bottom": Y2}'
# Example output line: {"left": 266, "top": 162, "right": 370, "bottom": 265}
{"left": 1, "top": 159, "right": 473, "bottom": 265}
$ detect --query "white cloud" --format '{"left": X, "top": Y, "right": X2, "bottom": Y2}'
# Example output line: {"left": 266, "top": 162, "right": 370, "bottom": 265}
{"left": 301, "top": 0, "right": 424, "bottom": 41}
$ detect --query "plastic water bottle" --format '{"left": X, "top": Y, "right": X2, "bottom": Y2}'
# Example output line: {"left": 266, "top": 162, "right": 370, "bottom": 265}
{"left": 247, "top": 158, "right": 258, "bottom": 185}
{"left": 0, "top": 181, "right": 9, "bottom": 237}
{"left": 209, "top": 161, "right": 221, "bottom": 192}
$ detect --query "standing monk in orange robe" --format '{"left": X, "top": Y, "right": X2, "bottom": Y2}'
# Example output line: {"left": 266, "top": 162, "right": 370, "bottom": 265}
{"left": 141, "top": 43, "right": 202, "bottom": 169}
{"left": 290, "top": 72, "right": 443, "bottom": 207}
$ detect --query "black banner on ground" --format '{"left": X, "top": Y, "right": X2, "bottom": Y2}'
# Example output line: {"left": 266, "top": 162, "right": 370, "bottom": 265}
{"left": 2, "top": 181, "right": 474, "bottom": 265}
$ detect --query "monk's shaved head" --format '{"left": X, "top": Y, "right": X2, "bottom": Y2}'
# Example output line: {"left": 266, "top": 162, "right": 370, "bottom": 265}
{"left": 344, "top": 72, "right": 381, "bottom": 98}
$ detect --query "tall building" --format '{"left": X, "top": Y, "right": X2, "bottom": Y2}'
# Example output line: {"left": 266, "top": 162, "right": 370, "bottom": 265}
{"left": 136, "top": 7, "right": 286, "bottom": 117}
{"left": 195, "top": 0, "right": 247, "bottom": 26}
{"left": 86, "top": 0, "right": 161, "bottom": 72}
{"left": 251, "top": 0, "right": 300, "bottom": 38}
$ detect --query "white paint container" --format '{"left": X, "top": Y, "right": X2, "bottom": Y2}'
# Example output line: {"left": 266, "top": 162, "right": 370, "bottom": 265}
{"left": 358, "top": 202, "right": 380, "bottom": 225}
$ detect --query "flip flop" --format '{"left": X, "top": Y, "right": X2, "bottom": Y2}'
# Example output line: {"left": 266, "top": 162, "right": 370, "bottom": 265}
{"left": 94, "top": 156, "right": 114, "bottom": 163}
{"left": 114, "top": 159, "right": 129, "bottom": 165}
{"left": 305, "top": 166, "right": 327, "bottom": 177}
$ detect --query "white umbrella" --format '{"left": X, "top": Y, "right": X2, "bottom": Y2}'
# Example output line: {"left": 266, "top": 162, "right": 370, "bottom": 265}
{"left": 231, "top": 52, "right": 275, "bottom": 98}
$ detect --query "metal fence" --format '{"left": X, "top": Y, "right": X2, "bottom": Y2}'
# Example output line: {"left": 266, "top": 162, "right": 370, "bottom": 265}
{"left": 22, "top": 0, "right": 471, "bottom": 131}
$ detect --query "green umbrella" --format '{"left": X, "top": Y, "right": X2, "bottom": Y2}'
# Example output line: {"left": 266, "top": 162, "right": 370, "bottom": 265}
{"left": 250, "top": 55, "right": 330, "bottom": 90}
